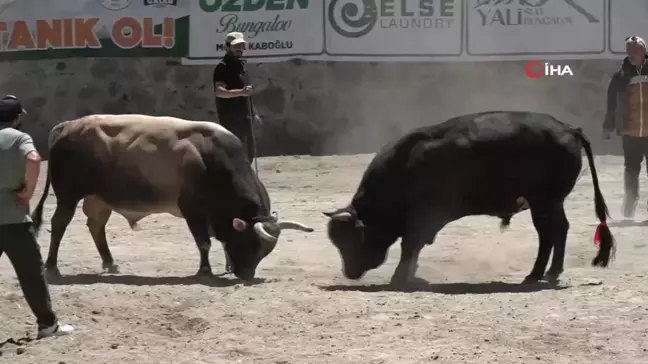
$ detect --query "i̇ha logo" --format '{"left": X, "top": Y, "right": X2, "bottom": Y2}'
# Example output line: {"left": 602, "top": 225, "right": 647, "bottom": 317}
{"left": 97, "top": 0, "right": 132, "bottom": 11}
{"left": 525, "top": 60, "right": 573, "bottom": 79}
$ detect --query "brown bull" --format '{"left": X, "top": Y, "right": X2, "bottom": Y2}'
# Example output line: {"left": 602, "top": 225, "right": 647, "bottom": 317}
{"left": 31, "top": 114, "right": 313, "bottom": 281}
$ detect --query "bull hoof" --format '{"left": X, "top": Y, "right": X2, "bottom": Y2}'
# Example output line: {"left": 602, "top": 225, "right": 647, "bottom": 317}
{"left": 44, "top": 266, "right": 62, "bottom": 280}
{"left": 543, "top": 272, "right": 562, "bottom": 285}
{"left": 196, "top": 267, "right": 213, "bottom": 276}
{"left": 521, "top": 275, "right": 542, "bottom": 284}
{"left": 389, "top": 274, "right": 414, "bottom": 289}
{"left": 102, "top": 263, "right": 120, "bottom": 274}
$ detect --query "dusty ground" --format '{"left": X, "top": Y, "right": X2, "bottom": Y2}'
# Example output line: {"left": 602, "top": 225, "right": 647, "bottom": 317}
{"left": 1, "top": 154, "right": 648, "bottom": 363}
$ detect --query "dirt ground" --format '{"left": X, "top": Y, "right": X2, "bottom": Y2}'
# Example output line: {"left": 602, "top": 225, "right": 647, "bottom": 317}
{"left": 1, "top": 154, "right": 648, "bottom": 363}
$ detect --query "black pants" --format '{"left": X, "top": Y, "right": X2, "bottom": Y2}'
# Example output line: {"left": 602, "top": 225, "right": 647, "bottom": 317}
{"left": 0, "top": 223, "right": 57, "bottom": 329}
{"left": 622, "top": 135, "right": 648, "bottom": 200}
{"left": 219, "top": 116, "right": 255, "bottom": 163}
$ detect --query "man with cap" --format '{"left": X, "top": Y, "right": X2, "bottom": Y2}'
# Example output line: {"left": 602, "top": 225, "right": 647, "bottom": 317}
{"left": 212, "top": 31, "right": 262, "bottom": 164}
{"left": 603, "top": 36, "right": 648, "bottom": 218}
{"left": 0, "top": 95, "right": 74, "bottom": 339}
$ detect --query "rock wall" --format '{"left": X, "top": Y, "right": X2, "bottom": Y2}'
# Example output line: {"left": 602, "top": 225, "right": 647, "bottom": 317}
{"left": 1, "top": 57, "right": 623, "bottom": 158}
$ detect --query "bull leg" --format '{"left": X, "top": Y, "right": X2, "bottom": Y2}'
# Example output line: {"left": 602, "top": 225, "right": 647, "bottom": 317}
{"left": 523, "top": 202, "right": 567, "bottom": 284}
{"left": 44, "top": 199, "right": 80, "bottom": 278}
{"left": 82, "top": 196, "right": 118, "bottom": 273}
{"left": 186, "top": 217, "right": 212, "bottom": 276}
{"left": 390, "top": 219, "right": 443, "bottom": 287}
{"left": 499, "top": 214, "right": 512, "bottom": 232}
{"left": 543, "top": 206, "right": 569, "bottom": 283}
{"left": 209, "top": 225, "right": 231, "bottom": 274}
{"left": 220, "top": 241, "right": 232, "bottom": 273}
{"left": 178, "top": 201, "right": 212, "bottom": 276}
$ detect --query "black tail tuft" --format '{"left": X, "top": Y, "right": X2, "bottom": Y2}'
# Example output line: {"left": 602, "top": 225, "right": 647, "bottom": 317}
{"left": 574, "top": 129, "right": 616, "bottom": 267}
{"left": 592, "top": 222, "right": 615, "bottom": 267}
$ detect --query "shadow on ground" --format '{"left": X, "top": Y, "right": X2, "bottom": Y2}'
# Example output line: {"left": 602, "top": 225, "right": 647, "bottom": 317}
{"left": 318, "top": 279, "right": 573, "bottom": 294}
{"left": 0, "top": 336, "right": 32, "bottom": 350}
{"left": 601, "top": 219, "right": 648, "bottom": 227}
{"left": 46, "top": 273, "right": 265, "bottom": 287}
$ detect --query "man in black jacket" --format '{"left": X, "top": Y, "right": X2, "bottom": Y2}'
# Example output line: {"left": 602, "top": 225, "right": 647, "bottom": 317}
{"left": 603, "top": 36, "right": 648, "bottom": 217}
{"left": 212, "top": 32, "right": 262, "bottom": 164}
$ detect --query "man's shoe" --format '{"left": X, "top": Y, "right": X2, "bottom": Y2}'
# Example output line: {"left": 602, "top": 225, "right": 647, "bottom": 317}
{"left": 37, "top": 322, "right": 74, "bottom": 339}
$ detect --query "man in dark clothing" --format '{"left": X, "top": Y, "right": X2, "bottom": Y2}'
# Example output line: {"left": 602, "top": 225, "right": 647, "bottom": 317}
{"left": 212, "top": 31, "right": 262, "bottom": 163}
{"left": 0, "top": 95, "right": 74, "bottom": 339}
{"left": 603, "top": 36, "right": 648, "bottom": 218}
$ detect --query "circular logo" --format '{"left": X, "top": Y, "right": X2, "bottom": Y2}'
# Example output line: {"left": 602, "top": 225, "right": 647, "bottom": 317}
{"left": 97, "top": 0, "right": 132, "bottom": 11}
{"left": 328, "top": 0, "right": 378, "bottom": 38}
{"left": 525, "top": 60, "right": 543, "bottom": 79}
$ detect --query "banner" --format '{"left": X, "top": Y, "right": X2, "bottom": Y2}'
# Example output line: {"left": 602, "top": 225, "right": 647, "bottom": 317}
{"left": 186, "top": 0, "right": 325, "bottom": 62}
{"left": 325, "top": 0, "right": 462, "bottom": 57}
{"left": 184, "top": 0, "right": 648, "bottom": 64}
{"left": 609, "top": 0, "right": 648, "bottom": 55}
{"left": 1, "top": 0, "right": 647, "bottom": 64}
{"left": 466, "top": 0, "right": 605, "bottom": 55}
{"left": 0, "top": 0, "right": 189, "bottom": 61}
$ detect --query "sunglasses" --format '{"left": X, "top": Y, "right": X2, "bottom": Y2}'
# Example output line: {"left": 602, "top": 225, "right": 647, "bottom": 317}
{"left": 625, "top": 35, "right": 646, "bottom": 43}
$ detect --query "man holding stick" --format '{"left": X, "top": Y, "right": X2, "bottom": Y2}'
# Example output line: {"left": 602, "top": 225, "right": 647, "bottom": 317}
{"left": 212, "top": 32, "right": 262, "bottom": 164}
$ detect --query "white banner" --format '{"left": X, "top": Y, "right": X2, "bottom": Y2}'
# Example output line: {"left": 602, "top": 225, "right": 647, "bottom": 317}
{"left": 182, "top": 0, "right": 648, "bottom": 64}
{"left": 609, "top": 0, "right": 648, "bottom": 55}
{"left": 466, "top": 0, "right": 605, "bottom": 55}
{"left": 325, "top": 0, "right": 462, "bottom": 57}
{"left": 186, "top": 0, "right": 325, "bottom": 61}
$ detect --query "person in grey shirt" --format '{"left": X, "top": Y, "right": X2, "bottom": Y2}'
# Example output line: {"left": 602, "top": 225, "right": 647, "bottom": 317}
{"left": 0, "top": 95, "right": 74, "bottom": 339}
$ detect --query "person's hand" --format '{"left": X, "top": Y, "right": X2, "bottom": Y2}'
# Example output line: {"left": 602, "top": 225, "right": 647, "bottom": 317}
{"left": 254, "top": 114, "right": 263, "bottom": 127}
{"left": 602, "top": 129, "right": 611, "bottom": 140}
{"left": 240, "top": 86, "right": 253, "bottom": 97}
{"left": 13, "top": 187, "right": 30, "bottom": 209}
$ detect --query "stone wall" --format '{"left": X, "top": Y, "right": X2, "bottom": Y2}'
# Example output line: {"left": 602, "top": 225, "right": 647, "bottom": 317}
{"left": 1, "top": 57, "right": 623, "bottom": 158}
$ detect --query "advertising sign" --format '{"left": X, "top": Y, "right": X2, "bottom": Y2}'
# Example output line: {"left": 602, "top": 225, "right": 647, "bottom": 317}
{"left": 466, "top": 0, "right": 605, "bottom": 56}
{"left": 0, "top": 0, "right": 189, "bottom": 61}
{"left": 187, "top": 0, "right": 325, "bottom": 61}
{"left": 609, "top": 0, "right": 648, "bottom": 55}
{"left": 324, "top": 0, "right": 462, "bottom": 57}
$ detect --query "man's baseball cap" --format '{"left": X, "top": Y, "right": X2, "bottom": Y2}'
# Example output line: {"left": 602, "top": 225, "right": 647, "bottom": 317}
{"left": 0, "top": 95, "right": 27, "bottom": 122}
{"left": 625, "top": 35, "right": 646, "bottom": 47}
{"left": 225, "top": 32, "right": 247, "bottom": 46}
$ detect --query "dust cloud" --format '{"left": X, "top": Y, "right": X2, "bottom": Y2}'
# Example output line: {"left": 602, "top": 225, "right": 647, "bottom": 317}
{"left": 318, "top": 60, "right": 600, "bottom": 156}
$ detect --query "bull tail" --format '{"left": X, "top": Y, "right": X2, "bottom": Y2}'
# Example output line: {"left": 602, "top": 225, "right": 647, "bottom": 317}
{"left": 31, "top": 165, "right": 51, "bottom": 237}
{"left": 31, "top": 121, "right": 67, "bottom": 236}
{"left": 574, "top": 128, "right": 616, "bottom": 267}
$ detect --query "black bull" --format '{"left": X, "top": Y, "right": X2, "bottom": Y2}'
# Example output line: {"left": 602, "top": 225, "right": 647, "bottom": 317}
{"left": 324, "top": 111, "right": 616, "bottom": 285}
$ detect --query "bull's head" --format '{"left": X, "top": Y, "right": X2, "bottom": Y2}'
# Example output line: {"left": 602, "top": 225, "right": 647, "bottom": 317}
{"left": 323, "top": 207, "right": 394, "bottom": 280}
{"left": 225, "top": 212, "right": 313, "bottom": 280}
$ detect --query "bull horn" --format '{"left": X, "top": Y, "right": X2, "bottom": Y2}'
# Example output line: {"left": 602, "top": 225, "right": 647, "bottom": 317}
{"left": 254, "top": 222, "right": 278, "bottom": 243}
{"left": 278, "top": 220, "right": 314, "bottom": 232}
{"left": 323, "top": 211, "right": 353, "bottom": 221}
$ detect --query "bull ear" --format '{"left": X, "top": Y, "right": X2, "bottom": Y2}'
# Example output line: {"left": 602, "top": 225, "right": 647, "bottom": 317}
{"left": 322, "top": 211, "right": 354, "bottom": 221}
